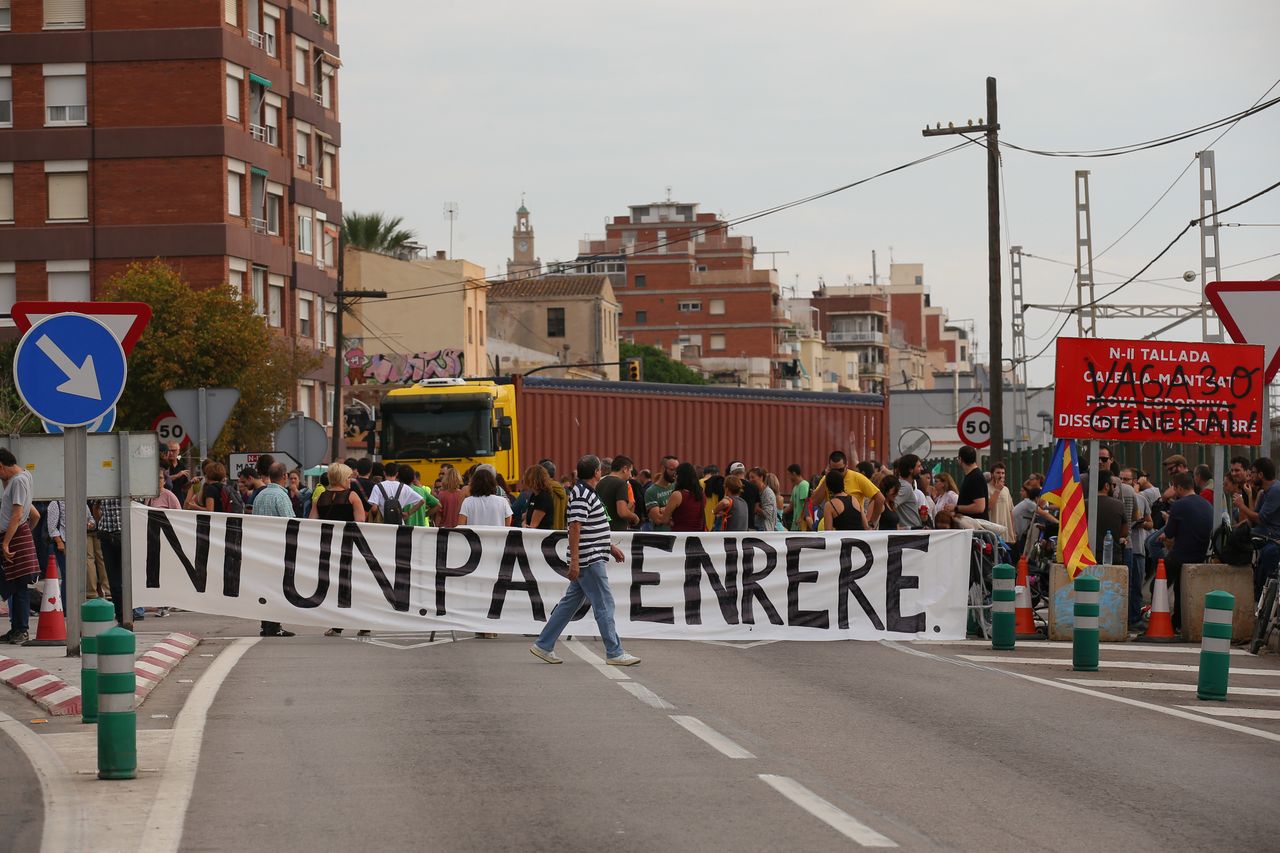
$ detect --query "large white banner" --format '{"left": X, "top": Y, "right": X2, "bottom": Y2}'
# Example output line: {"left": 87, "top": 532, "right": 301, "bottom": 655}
{"left": 130, "top": 504, "right": 973, "bottom": 641}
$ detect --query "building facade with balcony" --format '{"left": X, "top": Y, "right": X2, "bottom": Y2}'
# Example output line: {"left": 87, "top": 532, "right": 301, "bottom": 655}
{"left": 572, "top": 201, "right": 788, "bottom": 389}
{"left": 0, "top": 0, "right": 341, "bottom": 424}
{"left": 803, "top": 287, "right": 890, "bottom": 395}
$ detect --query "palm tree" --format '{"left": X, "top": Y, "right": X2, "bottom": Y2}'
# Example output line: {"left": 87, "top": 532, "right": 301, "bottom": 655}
{"left": 341, "top": 211, "right": 417, "bottom": 255}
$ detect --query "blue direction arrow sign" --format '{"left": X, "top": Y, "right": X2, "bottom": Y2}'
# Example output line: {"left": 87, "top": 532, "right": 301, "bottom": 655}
{"left": 13, "top": 313, "right": 127, "bottom": 428}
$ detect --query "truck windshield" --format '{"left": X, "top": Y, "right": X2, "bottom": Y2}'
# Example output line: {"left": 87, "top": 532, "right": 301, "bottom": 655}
{"left": 382, "top": 400, "right": 493, "bottom": 459}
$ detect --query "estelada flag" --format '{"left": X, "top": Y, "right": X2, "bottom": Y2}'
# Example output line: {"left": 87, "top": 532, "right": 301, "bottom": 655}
{"left": 1041, "top": 438, "right": 1097, "bottom": 578}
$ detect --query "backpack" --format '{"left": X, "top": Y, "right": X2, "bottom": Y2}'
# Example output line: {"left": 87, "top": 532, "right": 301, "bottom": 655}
{"left": 1211, "top": 520, "right": 1253, "bottom": 566}
{"left": 220, "top": 483, "right": 245, "bottom": 514}
{"left": 378, "top": 483, "right": 407, "bottom": 525}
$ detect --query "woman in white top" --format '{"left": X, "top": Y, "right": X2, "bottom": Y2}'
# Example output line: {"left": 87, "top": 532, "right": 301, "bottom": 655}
{"left": 458, "top": 468, "right": 513, "bottom": 527}
{"left": 933, "top": 473, "right": 959, "bottom": 516}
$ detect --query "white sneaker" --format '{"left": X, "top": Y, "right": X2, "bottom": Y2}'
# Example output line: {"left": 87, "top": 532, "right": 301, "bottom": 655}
{"left": 606, "top": 653, "right": 641, "bottom": 666}
{"left": 530, "top": 645, "right": 563, "bottom": 664}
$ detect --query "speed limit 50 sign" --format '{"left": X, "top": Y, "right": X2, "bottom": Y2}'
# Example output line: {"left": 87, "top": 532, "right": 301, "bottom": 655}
{"left": 152, "top": 411, "right": 191, "bottom": 450}
{"left": 957, "top": 405, "right": 991, "bottom": 449}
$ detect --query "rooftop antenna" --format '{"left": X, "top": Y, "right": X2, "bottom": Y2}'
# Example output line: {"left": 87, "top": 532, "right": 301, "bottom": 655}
{"left": 665, "top": 185, "right": 673, "bottom": 202}
{"left": 443, "top": 201, "right": 459, "bottom": 258}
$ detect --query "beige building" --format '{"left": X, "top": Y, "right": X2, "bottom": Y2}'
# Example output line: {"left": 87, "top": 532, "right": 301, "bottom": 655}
{"left": 342, "top": 246, "right": 488, "bottom": 385}
{"left": 487, "top": 275, "right": 621, "bottom": 380}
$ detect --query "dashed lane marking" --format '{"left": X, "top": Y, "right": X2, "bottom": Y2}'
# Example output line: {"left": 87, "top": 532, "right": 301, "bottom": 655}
{"left": 669, "top": 715, "right": 756, "bottom": 759}
{"left": 758, "top": 775, "right": 897, "bottom": 848}
{"left": 619, "top": 682, "right": 675, "bottom": 709}
{"left": 563, "top": 639, "right": 631, "bottom": 681}
{"left": 957, "top": 654, "right": 1280, "bottom": 677}
{"left": 1174, "top": 705, "right": 1280, "bottom": 720}
{"left": 1059, "top": 679, "right": 1280, "bottom": 697}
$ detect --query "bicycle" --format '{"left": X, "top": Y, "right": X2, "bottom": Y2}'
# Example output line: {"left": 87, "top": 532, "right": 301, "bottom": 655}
{"left": 1249, "top": 533, "right": 1280, "bottom": 655}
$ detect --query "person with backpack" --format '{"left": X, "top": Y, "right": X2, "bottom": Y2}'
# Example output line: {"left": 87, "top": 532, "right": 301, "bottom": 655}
{"left": 370, "top": 465, "right": 427, "bottom": 526}
{"left": 195, "top": 462, "right": 244, "bottom": 514}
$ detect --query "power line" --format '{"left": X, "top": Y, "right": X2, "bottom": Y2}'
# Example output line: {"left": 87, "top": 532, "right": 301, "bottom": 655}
{"left": 373, "top": 142, "right": 974, "bottom": 304}
{"left": 998, "top": 93, "right": 1280, "bottom": 158}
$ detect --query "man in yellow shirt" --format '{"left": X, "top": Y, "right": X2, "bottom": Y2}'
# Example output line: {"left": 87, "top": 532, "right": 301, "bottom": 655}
{"left": 810, "top": 450, "right": 885, "bottom": 529}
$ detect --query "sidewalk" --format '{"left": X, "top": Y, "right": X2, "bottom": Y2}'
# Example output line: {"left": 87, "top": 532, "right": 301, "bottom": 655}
{"left": 0, "top": 610, "right": 199, "bottom": 716}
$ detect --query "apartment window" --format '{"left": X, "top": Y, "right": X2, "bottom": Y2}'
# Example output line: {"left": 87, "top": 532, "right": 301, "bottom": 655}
{"left": 226, "top": 65, "right": 243, "bottom": 121}
{"left": 251, "top": 265, "right": 267, "bottom": 315}
{"left": 228, "top": 258, "right": 247, "bottom": 299}
{"left": 697, "top": 264, "right": 708, "bottom": 272}
{"left": 263, "top": 95, "right": 281, "bottom": 147}
{"left": 709, "top": 299, "right": 726, "bottom": 316}
{"left": 320, "top": 222, "right": 336, "bottom": 268}
{"left": 46, "top": 161, "right": 88, "bottom": 221}
{"left": 657, "top": 230, "right": 667, "bottom": 254}
{"left": 678, "top": 301, "right": 701, "bottom": 313}
{"left": 318, "top": 66, "right": 333, "bottom": 109}
{"left": 546, "top": 307, "right": 565, "bottom": 338}
{"left": 0, "top": 163, "right": 11, "bottom": 223}
{"left": 0, "top": 263, "right": 14, "bottom": 316}
{"left": 0, "top": 68, "right": 10, "bottom": 127}
{"left": 44, "top": 68, "right": 87, "bottom": 126}
{"left": 320, "top": 144, "right": 335, "bottom": 188}
{"left": 44, "top": 0, "right": 85, "bottom": 29}
{"left": 914, "top": 275, "right": 923, "bottom": 285}
{"left": 248, "top": 77, "right": 272, "bottom": 142}
{"left": 298, "top": 294, "right": 312, "bottom": 337}
{"left": 223, "top": 0, "right": 237, "bottom": 26}
{"left": 634, "top": 274, "right": 646, "bottom": 289}
{"left": 227, "top": 159, "right": 245, "bottom": 217}
{"left": 710, "top": 335, "right": 726, "bottom": 351}
{"left": 0, "top": 1, "right": 10, "bottom": 31}
{"left": 322, "top": 301, "right": 336, "bottom": 347}
{"left": 267, "top": 275, "right": 284, "bottom": 327}
{"left": 295, "top": 124, "right": 311, "bottom": 167}
{"left": 47, "top": 260, "right": 89, "bottom": 300}
{"left": 312, "top": 0, "right": 330, "bottom": 25}
{"left": 262, "top": 6, "right": 279, "bottom": 56}
{"left": 294, "top": 38, "right": 310, "bottom": 86}
{"left": 296, "top": 206, "right": 313, "bottom": 254}
{"left": 265, "top": 182, "right": 284, "bottom": 235}
{"left": 636, "top": 310, "right": 647, "bottom": 324}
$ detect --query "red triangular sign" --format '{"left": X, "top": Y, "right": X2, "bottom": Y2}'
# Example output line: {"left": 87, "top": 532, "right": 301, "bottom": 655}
{"left": 1206, "top": 281, "right": 1280, "bottom": 382}
{"left": 11, "top": 302, "right": 152, "bottom": 355}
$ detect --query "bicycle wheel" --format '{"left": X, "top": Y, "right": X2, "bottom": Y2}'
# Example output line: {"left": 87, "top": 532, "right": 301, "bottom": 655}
{"left": 1250, "top": 579, "right": 1278, "bottom": 654}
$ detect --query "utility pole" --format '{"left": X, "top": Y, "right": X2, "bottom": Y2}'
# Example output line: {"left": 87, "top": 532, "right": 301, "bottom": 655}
{"left": 1010, "top": 245, "right": 1031, "bottom": 449}
{"left": 331, "top": 235, "right": 388, "bottom": 460}
{"left": 1198, "top": 150, "right": 1227, "bottom": 520}
{"left": 923, "top": 76, "right": 1003, "bottom": 462}
{"left": 1074, "top": 171, "right": 1098, "bottom": 336}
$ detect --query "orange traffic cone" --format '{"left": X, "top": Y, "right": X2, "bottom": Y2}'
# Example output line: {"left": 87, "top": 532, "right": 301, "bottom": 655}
{"left": 25, "top": 555, "right": 66, "bottom": 647}
{"left": 1135, "top": 558, "right": 1178, "bottom": 643}
{"left": 1014, "top": 554, "right": 1042, "bottom": 639}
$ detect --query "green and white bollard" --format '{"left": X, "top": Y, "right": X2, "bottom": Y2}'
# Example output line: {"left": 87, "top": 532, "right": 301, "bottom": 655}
{"left": 991, "top": 563, "right": 1016, "bottom": 650}
{"left": 96, "top": 626, "right": 136, "bottom": 780}
{"left": 80, "top": 599, "right": 116, "bottom": 724}
{"left": 1072, "top": 574, "right": 1100, "bottom": 672}
{"left": 1197, "top": 590, "right": 1234, "bottom": 702}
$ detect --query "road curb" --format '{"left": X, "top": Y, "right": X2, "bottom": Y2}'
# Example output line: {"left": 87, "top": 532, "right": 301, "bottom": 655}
{"left": 0, "top": 630, "right": 200, "bottom": 716}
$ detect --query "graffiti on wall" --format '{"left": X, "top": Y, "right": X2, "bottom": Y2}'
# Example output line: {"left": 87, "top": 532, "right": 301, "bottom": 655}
{"left": 343, "top": 346, "right": 465, "bottom": 385}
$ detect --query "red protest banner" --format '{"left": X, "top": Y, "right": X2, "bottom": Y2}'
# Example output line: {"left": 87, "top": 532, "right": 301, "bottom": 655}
{"left": 1053, "top": 337, "right": 1265, "bottom": 445}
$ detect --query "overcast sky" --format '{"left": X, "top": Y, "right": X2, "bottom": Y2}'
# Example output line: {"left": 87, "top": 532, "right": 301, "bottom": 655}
{"left": 338, "top": 1, "right": 1280, "bottom": 385}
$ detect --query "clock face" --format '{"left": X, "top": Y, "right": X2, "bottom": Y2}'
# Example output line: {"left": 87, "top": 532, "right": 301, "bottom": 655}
{"left": 518, "top": 241, "right": 529, "bottom": 252}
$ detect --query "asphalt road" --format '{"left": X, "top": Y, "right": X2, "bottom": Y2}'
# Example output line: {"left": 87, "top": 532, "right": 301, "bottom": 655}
{"left": 172, "top": 626, "right": 1280, "bottom": 852}
{"left": 0, "top": 717, "right": 43, "bottom": 853}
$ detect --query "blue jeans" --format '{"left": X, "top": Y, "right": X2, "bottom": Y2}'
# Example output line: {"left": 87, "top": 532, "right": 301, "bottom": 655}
{"left": 1, "top": 573, "right": 35, "bottom": 633}
{"left": 1255, "top": 540, "right": 1280, "bottom": 601}
{"left": 535, "top": 560, "right": 624, "bottom": 659}
{"left": 1126, "top": 548, "right": 1144, "bottom": 624}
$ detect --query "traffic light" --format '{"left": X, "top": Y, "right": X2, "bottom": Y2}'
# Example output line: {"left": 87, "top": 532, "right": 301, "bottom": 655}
{"left": 624, "top": 357, "right": 643, "bottom": 382}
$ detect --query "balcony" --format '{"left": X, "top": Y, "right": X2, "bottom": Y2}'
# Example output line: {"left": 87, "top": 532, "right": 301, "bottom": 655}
{"left": 827, "top": 329, "right": 885, "bottom": 345}
{"left": 314, "top": 175, "right": 325, "bottom": 187}
{"left": 249, "top": 123, "right": 278, "bottom": 145}
{"left": 251, "top": 217, "right": 268, "bottom": 234}
{"left": 859, "top": 362, "right": 887, "bottom": 378}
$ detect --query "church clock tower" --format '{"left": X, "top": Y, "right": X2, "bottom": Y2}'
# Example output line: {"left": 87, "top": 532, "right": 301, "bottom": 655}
{"left": 507, "top": 201, "right": 541, "bottom": 280}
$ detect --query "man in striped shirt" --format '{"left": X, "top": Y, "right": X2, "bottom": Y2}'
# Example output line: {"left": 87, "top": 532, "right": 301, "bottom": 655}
{"left": 531, "top": 454, "right": 640, "bottom": 666}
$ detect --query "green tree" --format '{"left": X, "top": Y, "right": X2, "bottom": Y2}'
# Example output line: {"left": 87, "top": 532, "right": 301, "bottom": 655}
{"left": 620, "top": 342, "right": 707, "bottom": 385}
{"left": 0, "top": 341, "right": 40, "bottom": 434}
{"left": 341, "top": 211, "right": 416, "bottom": 255}
{"left": 100, "top": 260, "right": 321, "bottom": 456}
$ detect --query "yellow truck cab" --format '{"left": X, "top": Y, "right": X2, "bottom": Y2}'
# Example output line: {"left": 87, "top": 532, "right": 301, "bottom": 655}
{"left": 379, "top": 378, "right": 519, "bottom": 488}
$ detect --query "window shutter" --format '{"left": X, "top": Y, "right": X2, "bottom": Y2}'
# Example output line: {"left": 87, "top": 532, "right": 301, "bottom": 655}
{"left": 45, "top": 75, "right": 85, "bottom": 107}
{"left": 0, "top": 175, "right": 13, "bottom": 222}
{"left": 48, "top": 173, "right": 88, "bottom": 220}
{"left": 224, "top": 0, "right": 237, "bottom": 26}
{"left": 44, "top": 0, "right": 85, "bottom": 27}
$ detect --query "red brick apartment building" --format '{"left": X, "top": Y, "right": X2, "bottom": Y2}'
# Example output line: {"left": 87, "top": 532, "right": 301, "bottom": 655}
{"left": 0, "top": 0, "right": 341, "bottom": 420}
{"left": 573, "top": 201, "right": 787, "bottom": 387}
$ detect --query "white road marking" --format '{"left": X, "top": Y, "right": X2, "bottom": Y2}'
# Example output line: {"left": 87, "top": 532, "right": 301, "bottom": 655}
{"left": 0, "top": 710, "right": 85, "bottom": 853}
{"left": 669, "top": 715, "right": 755, "bottom": 759}
{"left": 911, "top": 638, "right": 1255, "bottom": 657}
{"left": 880, "top": 641, "right": 1280, "bottom": 744}
{"left": 563, "top": 639, "right": 630, "bottom": 680}
{"left": 696, "top": 639, "right": 782, "bottom": 649}
{"left": 619, "top": 682, "right": 674, "bottom": 709}
{"left": 758, "top": 774, "right": 897, "bottom": 848}
{"left": 136, "top": 637, "right": 261, "bottom": 853}
{"left": 1175, "top": 705, "right": 1280, "bottom": 720}
{"left": 1059, "top": 679, "right": 1280, "bottom": 697}
{"left": 957, "top": 654, "right": 1280, "bottom": 677}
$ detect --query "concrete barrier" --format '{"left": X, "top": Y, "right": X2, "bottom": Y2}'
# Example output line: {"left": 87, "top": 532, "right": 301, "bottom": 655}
{"left": 1180, "top": 564, "right": 1255, "bottom": 643}
{"left": 1049, "top": 563, "right": 1130, "bottom": 642}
